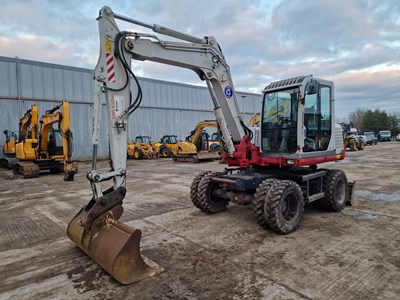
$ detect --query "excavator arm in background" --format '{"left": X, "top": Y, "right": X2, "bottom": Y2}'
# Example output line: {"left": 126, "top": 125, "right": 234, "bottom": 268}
{"left": 38, "top": 100, "right": 78, "bottom": 180}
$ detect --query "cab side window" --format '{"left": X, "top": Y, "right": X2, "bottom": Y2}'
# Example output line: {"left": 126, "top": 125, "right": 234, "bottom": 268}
{"left": 303, "top": 85, "right": 332, "bottom": 152}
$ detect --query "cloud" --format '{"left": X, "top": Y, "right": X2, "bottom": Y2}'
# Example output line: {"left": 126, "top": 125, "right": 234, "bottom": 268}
{"left": 0, "top": 0, "right": 398, "bottom": 120}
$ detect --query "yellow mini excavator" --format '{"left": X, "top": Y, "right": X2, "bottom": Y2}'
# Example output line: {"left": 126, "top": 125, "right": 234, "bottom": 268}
{"left": 13, "top": 101, "right": 78, "bottom": 180}
{"left": 173, "top": 120, "right": 223, "bottom": 162}
{"left": 1, "top": 130, "right": 19, "bottom": 168}
{"left": 1, "top": 105, "right": 39, "bottom": 169}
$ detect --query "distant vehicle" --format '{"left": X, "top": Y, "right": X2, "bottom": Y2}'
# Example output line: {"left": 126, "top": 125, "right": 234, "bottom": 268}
{"left": 377, "top": 130, "right": 391, "bottom": 142}
{"left": 363, "top": 132, "right": 378, "bottom": 145}
{"left": 396, "top": 133, "right": 400, "bottom": 141}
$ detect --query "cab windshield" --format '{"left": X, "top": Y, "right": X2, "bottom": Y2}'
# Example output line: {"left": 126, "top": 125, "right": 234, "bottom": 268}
{"left": 136, "top": 136, "right": 151, "bottom": 144}
{"left": 261, "top": 89, "right": 298, "bottom": 153}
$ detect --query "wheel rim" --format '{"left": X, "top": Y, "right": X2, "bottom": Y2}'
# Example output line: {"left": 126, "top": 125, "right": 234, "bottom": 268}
{"left": 280, "top": 192, "right": 299, "bottom": 222}
{"left": 207, "top": 182, "right": 225, "bottom": 206}
{"left": 335, "top": 179, "right": 346, "bottom": 205}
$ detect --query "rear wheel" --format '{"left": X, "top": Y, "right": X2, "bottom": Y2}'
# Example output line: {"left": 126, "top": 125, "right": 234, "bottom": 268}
{"left": 317, "top": 169, "right": 347, "bottom": 211}
{"left": 253, "top": 178, "right": 278, "bottom": 229}
{"left": 197, "top": 172, "right": 228, "bottom": 213}
{"left": 264, "top": 180, "right": 304, "bottom": 234}
{"left": 190, "top": 171, "right": 211, "bottom": 209}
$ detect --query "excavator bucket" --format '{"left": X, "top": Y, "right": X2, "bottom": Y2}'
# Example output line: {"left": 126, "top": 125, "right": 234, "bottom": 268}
{"left": 67, "top": 204, "right": 164, "bottom": 284}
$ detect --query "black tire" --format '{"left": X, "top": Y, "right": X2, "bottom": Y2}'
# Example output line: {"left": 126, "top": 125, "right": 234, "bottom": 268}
{"left": 349, "top": 139, "right": 356, "bottom": 151}
{"left": 160, "top": 147, "right": 171, "bottom": 158}
{"left": 133, "top": 148, "right": 143, "bottom": 159}
{"left": 190, "top": 171, "right": 211, "bottom": 209}
{"left": 253, "top": 178, "right": 278, "bottom": 229}
{"left": 213, "top": 146, "right": 223, "bottom": 156}
{"left": 197, "top": 172, "right": 228, "bottom": 213}
{"left": 317, "top": 169, "right": 348, "bottom": 212}
{"left": 264, "top": 180, "right": 304, "bottom": 234}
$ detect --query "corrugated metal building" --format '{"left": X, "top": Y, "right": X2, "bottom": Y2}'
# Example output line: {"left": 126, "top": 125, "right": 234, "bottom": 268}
{"left": 0, "top": 56, "right": 261, "bottom": 159}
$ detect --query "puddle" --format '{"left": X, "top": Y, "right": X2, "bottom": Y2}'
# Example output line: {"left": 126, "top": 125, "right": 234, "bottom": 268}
{"left": 355, "top": 190, "right": 400, "bottom": 202}
{"left": 354, "top": 213, "right": 378, "bottom": 220}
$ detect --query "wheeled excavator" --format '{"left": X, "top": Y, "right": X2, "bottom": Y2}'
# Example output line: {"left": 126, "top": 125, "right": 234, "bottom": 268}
{"left": 14, "top": 101, "right": 78, "bottom": 180}
{"left": 0, "top": 105, "right": 39, "bottom": 169}
{"left": 174, "top": 120, "right": 223, "bottom": 162}
{"left": 67, "top": 6, "right": 354, "bottom": 285}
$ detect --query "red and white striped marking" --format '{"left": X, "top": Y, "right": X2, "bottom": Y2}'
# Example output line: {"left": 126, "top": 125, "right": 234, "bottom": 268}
{"left": 106, "top": 52, "right": 115, "bottom": 83}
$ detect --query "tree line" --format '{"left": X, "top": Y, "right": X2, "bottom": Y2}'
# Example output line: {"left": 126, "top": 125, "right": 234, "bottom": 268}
{"left": 347, "top": 108, "right": 399, "bottom": 135}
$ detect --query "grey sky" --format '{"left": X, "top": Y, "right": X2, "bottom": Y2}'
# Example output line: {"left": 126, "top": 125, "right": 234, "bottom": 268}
{"left": 0, "top": 0, "right": 399, "bottom": 119}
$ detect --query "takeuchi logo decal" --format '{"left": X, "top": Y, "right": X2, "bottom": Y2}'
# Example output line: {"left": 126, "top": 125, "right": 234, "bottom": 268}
{"left": 224, "top": 86, "right": 233, "bottom": 99}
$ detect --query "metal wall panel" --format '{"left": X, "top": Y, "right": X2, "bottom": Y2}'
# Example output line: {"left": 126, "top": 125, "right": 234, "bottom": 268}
{"left": 0, "top": 56, "right": 261, "bottom": 159}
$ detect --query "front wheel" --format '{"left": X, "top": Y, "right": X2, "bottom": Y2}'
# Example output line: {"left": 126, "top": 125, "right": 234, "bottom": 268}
{"left": 253, "top": 178, "right": 278, "bottom": 229}
{"left": 133, "top": 149, "right": 143, "bottom": 159}
{"left": 264, "top": 180, "right": 304, "bottom": 234}
{"left": 349, "top": 139, "right": 356, "bottom": 151}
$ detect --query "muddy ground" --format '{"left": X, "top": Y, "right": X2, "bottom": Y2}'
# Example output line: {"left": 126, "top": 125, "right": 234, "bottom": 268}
{"left": 0, "top": 142, "right": 399, "bottom": 300}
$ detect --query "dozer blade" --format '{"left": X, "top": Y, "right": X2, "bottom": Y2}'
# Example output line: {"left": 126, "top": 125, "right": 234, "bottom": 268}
{"left": 346, "top": 181, "right": 356, "bottom": 206}
{"left": 67, "top": 206, "right": 164, "bottom": 284}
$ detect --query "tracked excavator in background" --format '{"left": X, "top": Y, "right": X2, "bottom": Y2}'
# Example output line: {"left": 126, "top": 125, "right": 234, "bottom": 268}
{"left": 1, "top": 105, "right": 39, "bottom": 169}
{"left": 174, "top": 120, "right": 222, "bottom": 162}
{"left": 13, "top": 101, "right": 78, "bottom": 180}
{"left": 67, "top": 6, "right": 355, "bottom": 284}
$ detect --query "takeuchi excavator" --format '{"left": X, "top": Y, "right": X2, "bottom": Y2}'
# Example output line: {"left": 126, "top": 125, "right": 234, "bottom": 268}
{"left": 14, "top": 101, "right": 78, "bottom": 180}
{"left": 67, "top": 6, "right": 355, "bottom": 284}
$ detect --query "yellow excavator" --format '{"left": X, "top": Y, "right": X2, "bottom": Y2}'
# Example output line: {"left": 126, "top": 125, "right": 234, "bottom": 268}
{"left": 67, "top": 7, "right": 353, "bottom": 285}
{"left": 1, "top": 105, "right": 39, "bottom": 169}
{"left": 173, "top": 120, "right": 223, "bottom": 162}
{"left": 1, "top": 130, "right": 18, "bottom": 168}
{"left": 248, "top": 113, "right": 261, "bottom": 127}
{"left": 14, "top": 100, "right": 78, "bottom": 180}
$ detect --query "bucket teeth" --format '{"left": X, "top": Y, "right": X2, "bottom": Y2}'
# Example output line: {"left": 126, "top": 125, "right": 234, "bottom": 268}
{"left": 67, "top": 206, "right": 164, "bottom": 284}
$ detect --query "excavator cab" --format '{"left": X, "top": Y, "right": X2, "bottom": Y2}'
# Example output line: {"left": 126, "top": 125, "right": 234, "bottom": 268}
{"left": 259, "top": 76, "right": 344, "bottom": 166}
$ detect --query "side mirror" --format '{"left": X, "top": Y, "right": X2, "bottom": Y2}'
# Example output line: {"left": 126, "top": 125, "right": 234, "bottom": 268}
{"left": 305, "top": 79, "right": 319, "bottom": 95}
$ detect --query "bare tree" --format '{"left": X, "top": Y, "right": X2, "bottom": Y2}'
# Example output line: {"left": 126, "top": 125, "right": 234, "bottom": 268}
{"left": 348, "top": 108, "right": 366, "bottom": 130}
